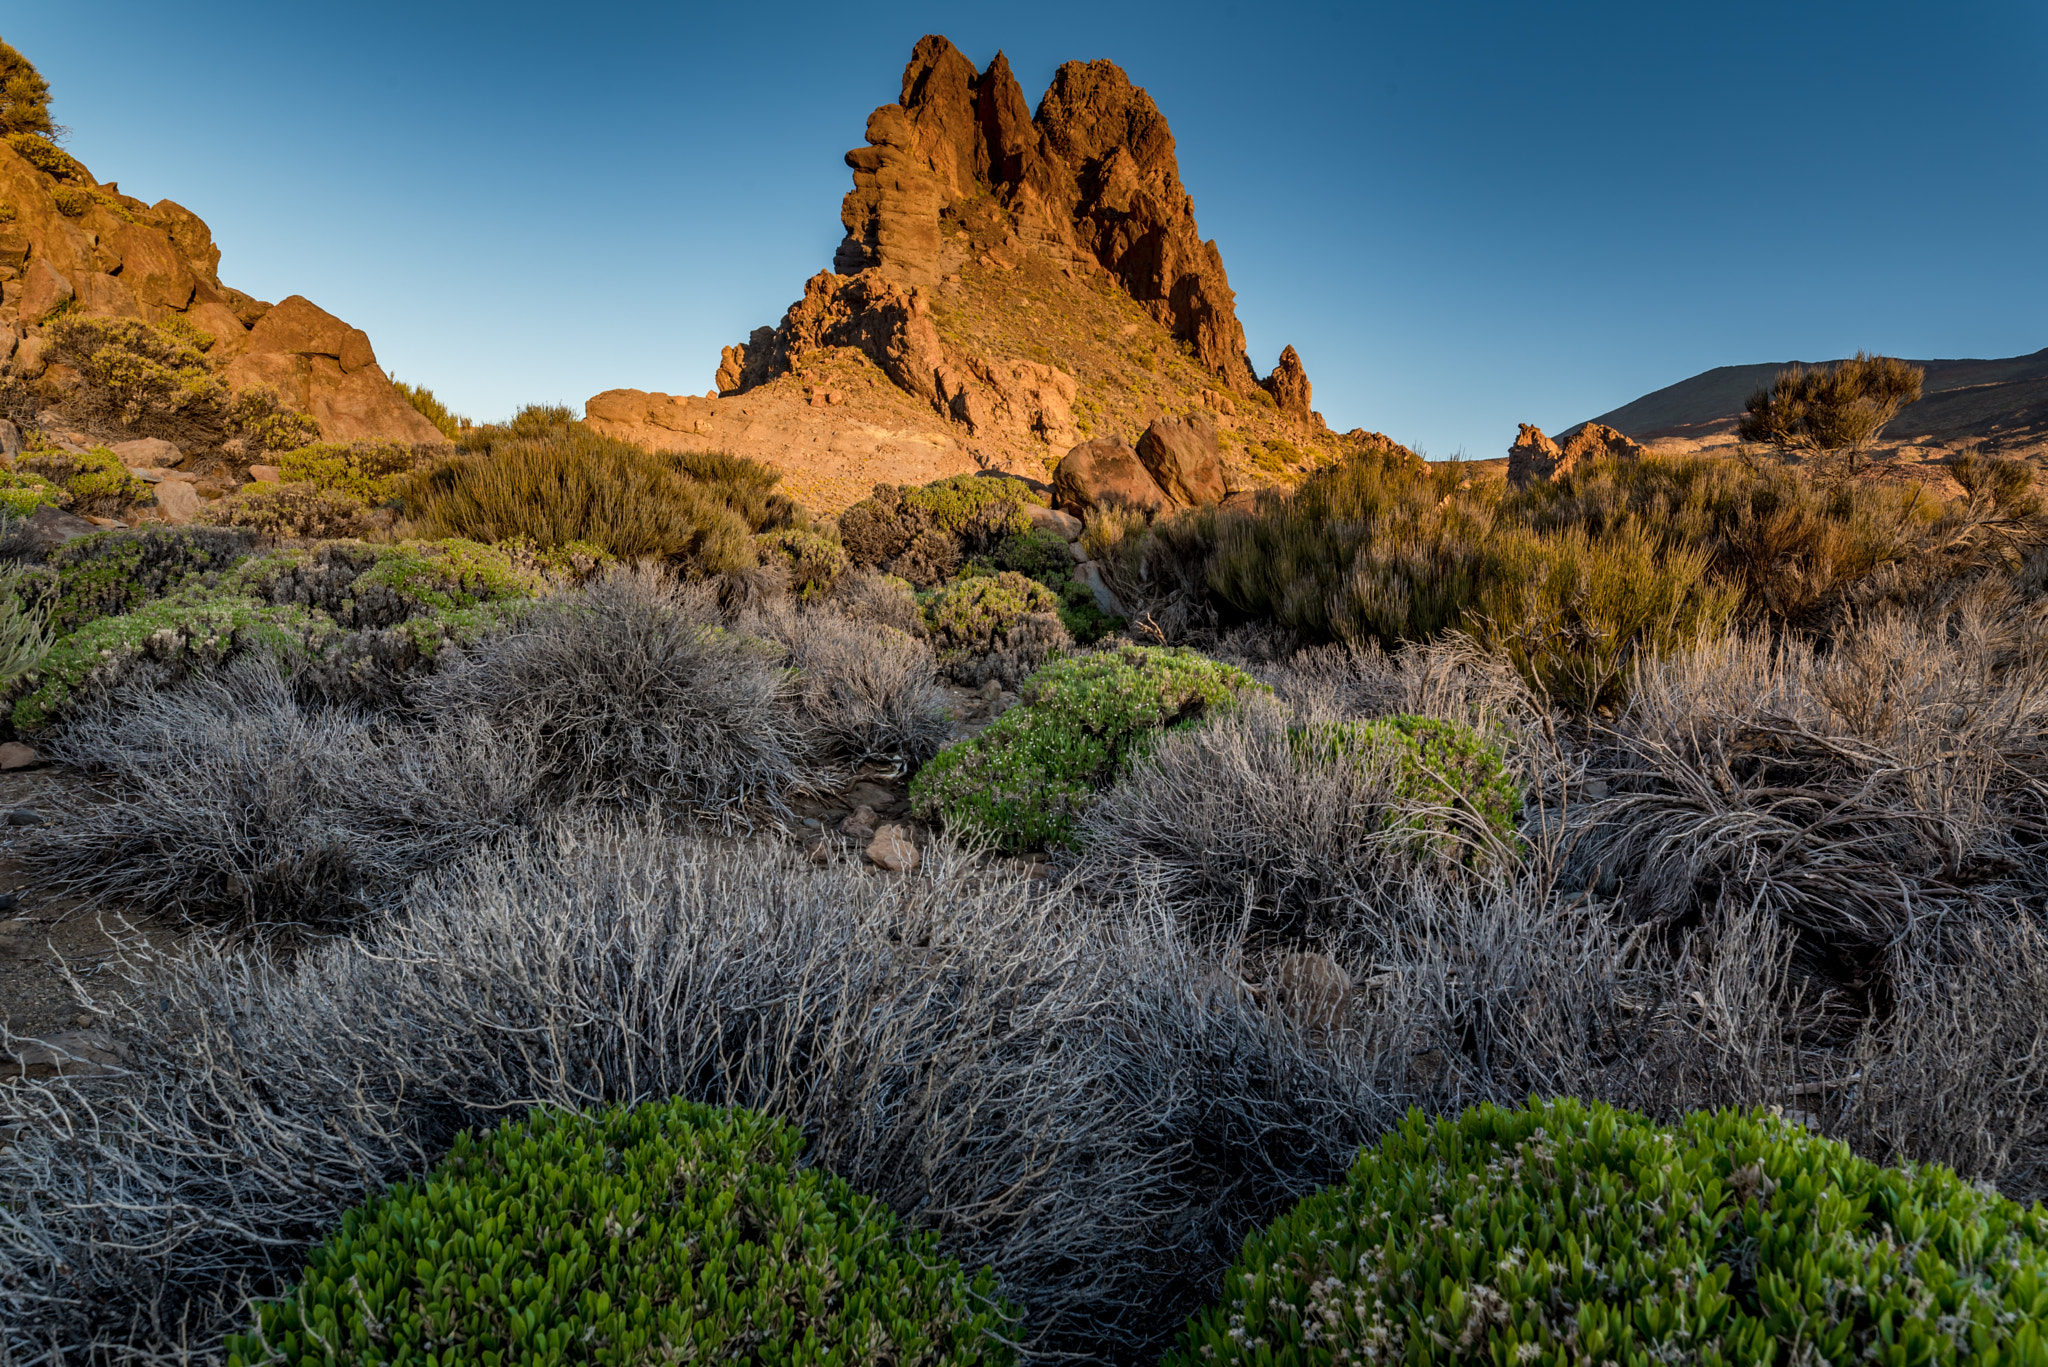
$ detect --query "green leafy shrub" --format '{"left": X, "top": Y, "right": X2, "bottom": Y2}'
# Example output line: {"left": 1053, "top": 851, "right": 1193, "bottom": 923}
{"left": 911, "top": 645, "right": 1262, "bottom": 850}
{"left": 275, "top": 440, "right": 426, "bottom": 503}
{"left": 1173, "top": 1097, "right": 2048, "bottom": 1367}
{"left": 48, "top": 184, "right": 91, "bottom": 217}
{"left": 841, "top": 476, "right": 1039, "bottom": 587}
{"left": 674, "top": 448, "right": 801, "bottom": 533}
{"left": 227, "top": 1100, "right": 1013, "bottom": 1367}
{"left": 44, "top": 525, "right": 254, "bottom": 632}
{"left": 391, "top": 378, "right": 467, "bottom": 439}
{"left": 18, "top": 445, "right": 150, "bottom": 518}
{"left": 754, "top": 527, "right": 847, "bottom": 600}
{"left": 1291, "top": 714, "right": 1521, "bottom": 857}
{"left": 44, "top": 317, "right": 320, "bottom": 453}
{"left": 922, "top": 570, "right": 1072, "bottom": 688}
{"left": 992, "top": 524, "right": 1072, "bottom": 582}
{"left": 203, "top": 482, "right": 371, "bottom": 539}
{"left": 13, "top": 539, "right": 541, "bottom": 730}
{"left": 906, "top": 473, "right": 1038, "bottom": 544}
{"left": 404, "top": 419, "right": 777, "bottom": 574}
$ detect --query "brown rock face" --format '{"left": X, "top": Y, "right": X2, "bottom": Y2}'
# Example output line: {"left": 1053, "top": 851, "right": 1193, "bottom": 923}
{"left": 1135, "top": 412, "right": 1227, "bottom": 505}
{"left": 1054, "top": 434, "right": 1174, "bottom": 515}
{"left": 0, "top": 123, "right": 443, "bottom": 448}
{"left": 1558, "top": 422, "right": 1647, "bottom": 468}
{"left": 726, "top": 35, "right": 1311, "bottom": 435}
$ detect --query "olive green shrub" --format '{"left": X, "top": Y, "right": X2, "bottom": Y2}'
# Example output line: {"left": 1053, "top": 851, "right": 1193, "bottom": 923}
{"left": 43, "top": 315, "right": 319, "bottom": 452}
{"left": 18, "top": 444, "right": 151, "bottom": 518}
{"left": 0, "top": 562, "right": 53, "bottom": 692}
{"left": 42, "top": 524, "right": 255, "bottom": 632}
{"left": 405, "top": 417, "right": 785, "bottom": 574}
{"left": 839, "top": 475, "right": 1040, "bottom": 587}
{"left": 0, "top": 40, "right": 56, "bottom": 139}
{"left": 5, "top": 131, "right": 77, "bottom": 179}
{"left": 0, "top": 465, "right": 63, "bottom": 517}
{"left": 754, "top": 526, "right": 847, "bottom": 600}
{"left": 911, "top": 645, "right": 1262, "bottom": 851}
{"left": 227, "top": 1099, "right": 1014, "bottom": 1367}
{"left": 922, "top": 569, "right": 1073, "bottom": 688}
{"left": 391, "top": 378, "right": 467, "bottom": 439}
{"left": 275, "top": 440, "right": 428, "bottom": 503}
{"left": 1173, "top": 1096, "right": 2048, "bottom": 1367}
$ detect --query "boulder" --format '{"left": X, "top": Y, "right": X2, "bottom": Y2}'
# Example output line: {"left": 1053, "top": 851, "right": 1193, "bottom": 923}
{"left": 10, "top": 332, "right": 48, "bottom": 377}
{"left": 73, "top": 271, "right": 144, "bottom": 320}
{"left": 0, "top": 742, "right": 37, "bottom": 770}
{"left": 110, "top": 436, "right": 180, "bottom": 469}
{"left": 1071, "top": 560, "right": 1124, "bottom": 616}
{"left": 1025, "top": 502, "right": 1083, "bottom": 540}
{"left": 151, "top": 480, "right": 201, "bottom": 525}
{"left": 247, "top": 463, "right": 282, "bottom": 483}
{"left": 866, "top": 823, "right": 920, "bottom": 873}
{"left": 1135, "top": 412, "right": 1227, "bottom": 505}
{"left": 0, "top": 417, "right": 19, "bottom": 459}
{"left": 1053, "top": 434, "right": 1174, "bottom": 515}
{"left": 0, "top": 503, "right": 97, "bottom": 559}
{"left": 839, "top": 804, "right": 879, "bottom": 840}
{"left": 1266, "top": 950, "right": 1351, "bottom": 1031}
{"left": 19, "top": 257, "right": 71, "bottom": 323}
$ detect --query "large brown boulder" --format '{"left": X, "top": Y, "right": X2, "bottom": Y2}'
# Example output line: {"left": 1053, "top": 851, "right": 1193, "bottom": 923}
{"left": 1558, "top": 421, "right": 1648, "bottom": 468}
{"left": 1054, "top": 434, "right": 1174, "bottom": 515}
{"left": 1507, "top": 424, "right": 1565, "bottom": 488}
{"left": 1508, "top": 421, "right": 1646, "bottom": 488}
{"left": 1135, "top": 412, "right": 1226, "bottom": 505}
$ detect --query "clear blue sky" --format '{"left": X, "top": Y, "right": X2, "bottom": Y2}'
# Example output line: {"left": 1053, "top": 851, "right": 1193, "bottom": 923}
{"left": 8, "top": 1, "right": 2045, "bottom": 458}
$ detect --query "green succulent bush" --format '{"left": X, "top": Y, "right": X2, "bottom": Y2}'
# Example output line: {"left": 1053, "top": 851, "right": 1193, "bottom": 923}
{"left": 1291, "top": 714, "right": 1522, "bottom": 858}
{"left": 43, "top": 525, "right": 255, "bottom": 632}
{"left": 0, "top": 466, "right": 63, "bottom": 518}
{"left": 912, "top": 645, "right": 1262, "bottom": 850}
{"left": 226, "top": 1100, "right": 1015, "bottom": 1367}
{"left": 1173, "top": 1097, "right": 2048, "bottom": 1367}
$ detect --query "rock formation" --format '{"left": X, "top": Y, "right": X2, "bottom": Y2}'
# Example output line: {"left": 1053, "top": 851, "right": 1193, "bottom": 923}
{"left": 719, "top": 36, "right": 1309, "bottom": 433}
{"left": 1507, "top": 421, "right": 1645, "bottom": 488}
{"left": 0, "top": 122, "right": 442, "bottom": 448}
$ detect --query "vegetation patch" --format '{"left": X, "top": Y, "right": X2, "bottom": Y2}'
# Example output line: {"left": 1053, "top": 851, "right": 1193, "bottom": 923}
{"left": 228, "top": 1099, "right": 1013, "bottom": 1367}
{"left": 275, "top": 440, "right": 428, "bottom": 503}
{"left": 203, "top": 481, "right": 372, "bottom": 539}
{"left": 754, "top": 526, "right": 847, "bottom": 600}
{"left": 43, "top": 524, "right": 255, "bottom": 632}
{"left": 1173, "top": 1097, "right": 2048, "bottom": 1367}
{"left": 46, "top": 315, "right": 318, "bottom": 453}
{"left": 921, "top": 569, "right": 1072, "bottom": 688}
{"left": 1291, "top": 714, "right": 1522, "bottom": 857}
{"left": 18, "top": 444, "right": 152, "bottom": 518}
{"left": 912, "top": 644, "right": 1262, "bottom": 850}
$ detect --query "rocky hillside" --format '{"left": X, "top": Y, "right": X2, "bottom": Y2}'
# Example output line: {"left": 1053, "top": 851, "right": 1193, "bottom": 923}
{"left": 589, "top": 35, "right": 1391, "bottom": 513}
{"left": 1577, "top": 347, "right": 2048, "bottom": 477}
{"left": 0, "top": 54, "right": 442, "bottom": 449}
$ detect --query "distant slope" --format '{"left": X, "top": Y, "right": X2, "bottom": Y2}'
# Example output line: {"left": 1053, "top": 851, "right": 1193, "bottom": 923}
{"left": 1582, "top": 348, "right": 2048, "bottom": 462}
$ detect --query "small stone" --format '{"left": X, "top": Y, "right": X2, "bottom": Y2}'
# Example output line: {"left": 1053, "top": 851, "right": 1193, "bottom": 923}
{"left": 800, "top": 816, "right": 821, "bottom": 829}
{"left": 74, "top": 1013, "right": 95, "bottom": 1028}
{"left": 248, "top": 464, "right": 282, "bottom": 483}
{"left": 6, "top": 809, "right": 45, "bottom": 826}
{"left": 109, "top": 436, "right": 181, "bottom": 469}
{"left": 839, "top": 804, "right": 878, "bottom": 840}
{"left": 84, "top": 515, "right": 122, "bottom": 528}
{"left": 0, "top": 892, "right": 17, "bottom": 910}
{"left": 0, "top": 742, "right": 38, "bottom": 770}
{"left": 0, "top": 918, "right": 35, "bottom": 958}
{"left": 152, "top": 480, "right": 202, "bottom": 525}
{"left": 980, "top": 678, "right": 1003, "bottom": 700}
{"left": 866, "top": 824, "right": 919, "bottom": 872}
{"left": 128, "top": 467, "right": 166, "bottom": 483}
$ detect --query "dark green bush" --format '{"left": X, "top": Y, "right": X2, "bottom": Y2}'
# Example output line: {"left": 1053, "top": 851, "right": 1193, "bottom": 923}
{"left": 911, "top": 645, "right": 1262, "bottom": 850}
{"left": 840, "top": 476, "right": 1039, "bottom": 588}
{"left": 1291, "top": 714, "right": 1521, "bottom": 857}
{"left": 403, "top": 421, "right": 776, "bottom": 574}
{"left": 42, "top": 525, "right": 255, "bottom": 632}
{"left": 922, "top": 570, "right": 1072, "bottom": 687}
{"left": 754, "top": 527, "right": 847, "bottom": 600}
{"left": 675, "top": 448, "right": 801, "bottom": 534}
{"left": 227, "top": 1099, "right": 1015, "bottom": 1367}
{"left": 275, "top": 441, "right": 429, "bottom": 503}
{"left": 1173, "top": 1097, "right": 2048, "bottom": 1367}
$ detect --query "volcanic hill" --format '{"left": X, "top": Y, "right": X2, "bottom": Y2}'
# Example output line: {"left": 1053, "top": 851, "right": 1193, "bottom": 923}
{"left": 1576, "top": 347, "right": 2048, "bottom": 477}
{"left": 588, "top": 35, "right": 1391, "bottom": 513}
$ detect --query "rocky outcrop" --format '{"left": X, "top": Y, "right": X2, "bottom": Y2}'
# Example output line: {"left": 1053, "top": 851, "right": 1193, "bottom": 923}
{"left": 1507, "top": 421, "right": 1646, "bottom": 488}
{"left": 723, "top": 35, "right": 1312, "bottom": 438}
{"left": 1263, "top": 345, "right": 1313, "bottom": 423}
{"left": 0, "top": 125, "right": 441, "bottom": 448}
{"left": 1135, "top": 412, "right": 1226, "bottom": 506}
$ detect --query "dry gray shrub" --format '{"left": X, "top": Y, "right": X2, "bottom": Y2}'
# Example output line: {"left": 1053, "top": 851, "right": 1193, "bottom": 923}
{"left": 830, "top": 566, "right": 926, "bottom": 638}
{"left": 5, "top": 817, "right": 2047, "bottom": 1363}
{"left": 1562, "top": 608, "right": 2048, "bottom": 989}
{"left": 736, "top": 598, "right": 952, "bottom": 766}
{"left": 413, "top": 564, "right": 822, "bottom": 820}
{"left": 0, "top": 822, "right": 1411, "bottom": 1365}
{"left": 25, "top": 660, "right": 535, "bottom": 932}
